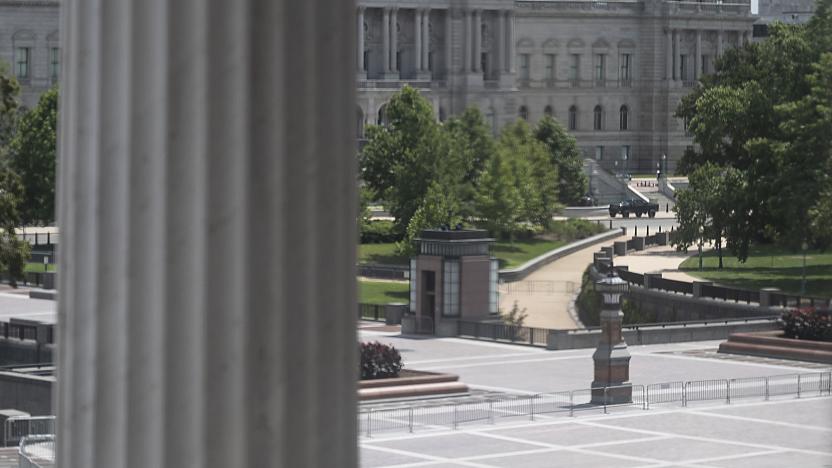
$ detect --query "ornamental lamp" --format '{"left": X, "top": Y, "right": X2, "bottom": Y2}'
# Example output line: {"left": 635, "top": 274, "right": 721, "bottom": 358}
{"left": 595, "top": 273, "right": 629, "bottom": 307}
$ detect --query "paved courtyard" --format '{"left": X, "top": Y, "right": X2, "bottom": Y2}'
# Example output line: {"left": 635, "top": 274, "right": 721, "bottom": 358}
{"left": 0, "top": 289, "right": 56, "bottom": 324}
{"left": 359, "top": 328, "right": 832, "bottom": 467}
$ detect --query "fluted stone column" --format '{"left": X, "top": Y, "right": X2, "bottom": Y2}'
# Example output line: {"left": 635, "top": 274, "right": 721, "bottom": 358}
{"left": 444, "top": 9, "right": 452, "bottom": 78}
{"left": 497, "top": 11, "right": 506, "bottom": 72}
{"left": 673, "top": 29, "right": 681, "bottom": 81}
{"left": 57, "top": 0, "right": 358, "bottom": 467}
{"left": 415, "top": 9, "right": 422, "bottom": 72}
{"left": 507, "top": 11, "right": 516, "bottom": 73}
{"left": 390, "top": 8, "right": 399, "bottom": 73}
{"left": 717, "top": 29, "right": 724, "bottom": 57}
{"left": 383, "top": 8, "right": 391, "bottom": 72}
{"left": 665, "top": 28, "right": 673, "bottom": 81}
{"left": 694, "top": 29, "right": 702, "bottom": 80}
{"left": 422, "top": 9, "right": 430, "bottom": 72}
{"left": 473, "top": 10, "right": 482, "bottom": 73}
{"left": 463, "top": 9, "right": 471, "bottom": 72}
{"left": 357, "top": 7, "right": 366, "bottom": 77}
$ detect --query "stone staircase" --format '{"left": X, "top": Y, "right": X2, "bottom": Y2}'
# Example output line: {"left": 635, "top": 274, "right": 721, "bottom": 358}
{"left": 584, "top": 159, "right": 647, "bottom": 206}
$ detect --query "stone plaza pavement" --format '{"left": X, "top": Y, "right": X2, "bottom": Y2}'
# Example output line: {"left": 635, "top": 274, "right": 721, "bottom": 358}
{"left": 358, "top": 330, "right": 832, "bottom": 467}
{"left": 0, "top": 286, "right": 56, "bottom": 324}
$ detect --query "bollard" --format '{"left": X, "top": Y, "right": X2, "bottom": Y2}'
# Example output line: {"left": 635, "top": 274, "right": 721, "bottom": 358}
{"left": 603, "top": 388, "right": 608, "bottom": 414}
{"left": 658, "top": 225, "right": 662, "bottom": 233}
{"left": 635, "top": 226, "right": 638, "bottom": 236}
{"left": 647, "top": 226, "right": 650, "bottom": 236}
{"left": 666, "top": 203, "right": 669, "bottom": 212}
{"left": 609, "top": 219, "right": 613, "bottom": 230}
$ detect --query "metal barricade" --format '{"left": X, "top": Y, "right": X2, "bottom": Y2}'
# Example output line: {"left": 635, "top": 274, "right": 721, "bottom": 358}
{"left": 4, "top": 416, "right": 55, "bottom": 448}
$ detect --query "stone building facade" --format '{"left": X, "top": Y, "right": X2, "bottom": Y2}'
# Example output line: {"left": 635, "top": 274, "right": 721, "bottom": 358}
{"left": 1, "top": 0, "right": 754, "bottom": 172}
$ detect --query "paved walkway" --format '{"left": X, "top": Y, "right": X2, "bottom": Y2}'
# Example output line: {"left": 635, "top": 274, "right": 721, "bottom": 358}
{"left": 498, "top": 234, "right": 627, "bottom": 330}
{"left": 613, "top": 243, "right": 707, "bottom": 283}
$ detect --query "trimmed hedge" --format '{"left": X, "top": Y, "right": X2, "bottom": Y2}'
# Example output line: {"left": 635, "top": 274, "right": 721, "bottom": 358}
{"left": 360, "top": 341, "right": 404, "bottom": 380}
{"left": 781, "top": 308, "right": 832, "bottom": 342}
{"left": 360, "top": 220, "right": 401, "bottom": 244}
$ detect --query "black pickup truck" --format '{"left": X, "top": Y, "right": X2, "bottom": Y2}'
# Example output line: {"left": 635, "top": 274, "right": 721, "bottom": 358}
{"left": 609, "top": 199, "right": 659, "bottom": 218}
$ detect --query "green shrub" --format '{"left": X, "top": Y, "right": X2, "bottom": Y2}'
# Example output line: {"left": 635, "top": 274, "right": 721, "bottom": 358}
{"left": 359, "top": 341, "right": 404, "bottom": 380}
{"left": 575, "top": 266, "right": 655, "bottom": 326}
{"left": 360, "top": 220, "right": 401, "bottom": 244}
{"left": 781, "top": 308, "right": 832, "bottom": 342}
{"left": 547, "top": 219, "right": 606, "bottom": 242}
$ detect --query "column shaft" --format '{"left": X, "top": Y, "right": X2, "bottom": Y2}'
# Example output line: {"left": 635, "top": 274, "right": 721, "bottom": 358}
{"left": 382, "top": 8, "right": 390, "bottom": 71}
{"left": 445, "top": 9, "right": 452, "bottom": 77}
{"left": 390, "top": 9, "right": 398, "bottom": 72}
{"left": 473, "top": 10, "right": 482, "bottom": 73}
{"left": 507, "top": 11, "right": 515, "bottom": 73}
{"left": 357, "top": 7, "right": 365, "bottom": 72}
{"left": 497, "top": 11, "right": 506, "bottom": 72}
{"left": 665, "top": 28, "right": 672, "bottom": 81}
{"left": 422, "top": 9, "right": 430, "bottom": 72}
{"left": 57, "top": 0, "right": 358, "bottom": 467}
{"left": 695, "top": 29, "right": 702, "bottom": 80}
{"left": 717, "top": 29, "right": 724, "bottom": 57}
{"left": 415, "top": 9, "right": 422, "bottom": 72}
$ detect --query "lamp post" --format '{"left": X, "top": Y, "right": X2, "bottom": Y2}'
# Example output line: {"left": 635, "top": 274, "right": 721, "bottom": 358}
{"left": 801, "top": 241, "right": 808, "bottom": 295}
{"left": 591, "top": 270, "right": 632, "bottom": 405}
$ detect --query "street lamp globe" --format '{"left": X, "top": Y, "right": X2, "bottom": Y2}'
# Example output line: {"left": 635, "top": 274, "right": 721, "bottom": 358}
{"left": 595, "top": 274, "right": 629, "bottom": 307}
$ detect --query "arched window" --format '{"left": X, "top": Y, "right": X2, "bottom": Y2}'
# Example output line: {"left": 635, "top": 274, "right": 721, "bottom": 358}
{"left": 357, "top": 107, "right": 365, "bottom": 138}
{"left": 619, "top": 105, "right": 629, "bottom": 131}
{"left": 544, "top": 105, "right": 553, "bottom": 118}
{"left": 568, "top": 106, "right": 577, "bottom": 130}
{"left": 593, "top": 105, "right": 603, "bottom": 131}
{"left": 519, "top": 106, "right": 529, "bottom": 122}
{"left": 377, "top": 104, "right": 388, "bottom": 126}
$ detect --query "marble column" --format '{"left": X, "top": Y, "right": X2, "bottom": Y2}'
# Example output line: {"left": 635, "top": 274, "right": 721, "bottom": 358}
{"left": 694, "top": 29, "right": 702, "bottom": 80}
{"left": 497, "top": 11, "right": 506, "bottom": 72}
{"left": 390, "top": 8, "right": 398, "bottom": 72}
{"left": 56, "top": 0, "right": 358, "bottom": 467}
{"left": 673, "top": 29, "right": 681, "bottom": 81}
{"left": 445, "top": 9, "right": 452, "bottom": 77}
{"left": 422, "top": 9, "right": 430, "bottom": 72}
{"left": 473, "top": 10, "right": 482, "bottom": 73}
{"left": 666, "top": 28, "right": 673, "bottom": 81}
{"left": 507, "top": 11, "right": 515, "bottom": 73}
{"left": 383, "top": 8, "right": 391, "bottom": 71}
{"left": 415, "top": 9, "right": 422, "bottom": 72}
{"left": 463, "top": 9, "right": 471, "bottom": 72}
{"left": 717, "top": 29, "right": 724, "bottom": 57}
{"left": 357, "top": 7, "right": 366, "bottom": 74}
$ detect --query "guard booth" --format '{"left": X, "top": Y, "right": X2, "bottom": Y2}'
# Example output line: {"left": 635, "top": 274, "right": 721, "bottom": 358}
{"left": 401, "top": 229, "right": 499, "bottom": 336}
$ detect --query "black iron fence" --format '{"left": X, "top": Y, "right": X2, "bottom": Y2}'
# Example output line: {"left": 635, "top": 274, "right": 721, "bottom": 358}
{"left": 1, "top": 321, "right": 54, "bottom": 344}
{"left": 358, "top": 303, "right": 386, "bottom": 322}
{"left": 359, "top": 371, "right": 832, "bottom": 437}
{"left": 358, "top": 264, "right": 408, "bottom": 281}
{"left": 649, "top": 276, "right": 693, "bottom": 295}
{"left": 457, "top": 320, "right": 550, "bottom": 347}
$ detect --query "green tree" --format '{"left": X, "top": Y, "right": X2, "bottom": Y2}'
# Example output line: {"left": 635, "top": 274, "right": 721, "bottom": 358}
{"left": 360, "top": 86, "right": 449, "bottom": 233}
{"left": 0, "top": 62, "right": 20, "bottom": 157}
{"left": 534, "top": 116, "right": 587, "bottom": 205}
{"left": 475, "top": 151, "right": 521, "bottom": 239}
{"left": 398, "top": 181, "right": 461, "bottom": 256}
{"left": 0, "top": 168, "right": 29, "bottom": 286}
{"left": 9, "top": 87, "right": 58, "bottom": 225}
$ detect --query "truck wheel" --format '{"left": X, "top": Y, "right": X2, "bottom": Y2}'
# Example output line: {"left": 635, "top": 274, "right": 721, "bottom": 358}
{"left": 636, "top": 211, "right": 643, "bottom": 218}
{"left": 648, "top": 210, "right": 656, "bottom": 218}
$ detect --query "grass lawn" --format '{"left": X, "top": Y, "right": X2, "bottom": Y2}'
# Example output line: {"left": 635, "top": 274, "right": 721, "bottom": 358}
{"left": 492, "top": 239, "right": 567, "bottom": 268}
{"left": 359, "top": 279, "right": 409, "bottom": 304}
{"left": 358, "top": 239, "right": 567, "bottom": 269}
{"left": 679, "top": 245, "right": 832, "bottom": 298}
{"left": 358, "top": 243, "right": 409, "bottom": 265}
{"left": 24, "top": 262, "right": 57, "bottom": 273}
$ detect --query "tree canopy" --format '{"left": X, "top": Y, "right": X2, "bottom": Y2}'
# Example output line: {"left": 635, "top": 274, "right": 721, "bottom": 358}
{"left": 675, "top": 0, "right": 832, "bottom": 258}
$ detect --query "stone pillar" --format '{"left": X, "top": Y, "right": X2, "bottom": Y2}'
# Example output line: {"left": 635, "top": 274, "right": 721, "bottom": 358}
{"left": 666, "top": 28, "right": 673, "bottom": 81}
{"left": 473, "top": 9, "right": 482, "bottom": 73}
{"left": 507, "top": 11, "right": 516, "bottom": 73}
{"left": 390, "top": 8, "right": 398, "bottom": 72}
{"left": 357, "top": 7, "right": 366, "bottom": 77}
{"left": 56, "top": 0, "right": 358, "bottom": 466}
{"left": 444, "top": 9, "right": 452, "bottom": 78}
{"left": 695, "top": 29, "right": 702, "bottom": 80}
{"left": 591, "top": 275, "right": 632, "bottom": 405}
{"left": 422, "top": 9, "right": 430, "bottom": 72}
{"left": 497, "top": 11, "right": 506, "bottom": 73}
{"left": 674, "top": 29, "right": 681, "bottom": 81}
{"left": 717, "top": 29, "right": 724, "bottom": 57}
{"left": 415, "top": 9, "right": 422, "bottom": 73}
{"left": 463, "top": 9, "right": 471, "bottom": 72}
{"left": 382, "top": 8, "right": 391, "bottom": 72}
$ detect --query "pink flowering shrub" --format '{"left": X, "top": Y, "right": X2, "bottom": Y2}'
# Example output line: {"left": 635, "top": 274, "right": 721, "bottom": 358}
{"left": 781, "top": 307, "right": 832, "bottom": 342}
{"left": 360, "top": 341, "right": 403, "bottom": 380}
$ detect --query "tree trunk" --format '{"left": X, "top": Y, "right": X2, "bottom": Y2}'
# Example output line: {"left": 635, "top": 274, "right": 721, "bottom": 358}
{"left": 717, "top": 232, "right": 724, "bottom": 269}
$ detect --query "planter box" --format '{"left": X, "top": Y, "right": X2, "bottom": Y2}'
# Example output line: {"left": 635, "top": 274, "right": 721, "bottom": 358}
{"left": 358, "top": 370, "right": 468, "bottom": 401}
{"left": 719, "top": 331, "right": 832, "bottom": 364}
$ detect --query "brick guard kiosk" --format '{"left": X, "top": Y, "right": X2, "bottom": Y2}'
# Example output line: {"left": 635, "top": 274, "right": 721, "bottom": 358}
{"left": 591, "top": 271, "right": 633, "bottom": 404}
{"left": 401, "top": 229, "right": 498, "bottom": 336}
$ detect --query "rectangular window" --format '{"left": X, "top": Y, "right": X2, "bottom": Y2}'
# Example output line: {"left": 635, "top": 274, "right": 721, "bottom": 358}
{"left": 545, "top": 54, "right": 555, "bottom": 82}
{"left": 620, "top": 53, "right": 631, "bottom": 82}
{"left": 50, "top": 47, "right": 60, "bottom": 81}
{"left": 481, "top": 52, "right": 488, "bottom": 76}
{"left": 569, "top": 54, "right": 580, "bottom": 85}
{"left": 363, "top": 50, "right": 369, "bottom": 72}
{"left": 442, "top": 260, "right": 460, "bottom": 317}
{"left": 15, "top": 47, "right": 30, "bottom": 79}
{"left": 701, "top": 54, "right": 709, "bottom": 75}
{"left": 489, "top": 259, "right": 499, "bottom": 315}
{"left": 595, "top": 54, "right": 605, "bottom": 81}
{"left": 595, "top": 146, "right": 604, "bottom": 161}
{"left": 680, "top": 54, "right": 689, "bottom": 81}
{"left": 519, "top": 54, "right": 530, "bottom": 82}
{"left": 409, "top": 259, "right": 417, "bottom": 313}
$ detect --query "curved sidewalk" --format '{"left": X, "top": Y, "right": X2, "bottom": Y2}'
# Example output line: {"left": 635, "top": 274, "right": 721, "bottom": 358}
{"left": 499, "top": 234, "right": 626, "bottom": 330}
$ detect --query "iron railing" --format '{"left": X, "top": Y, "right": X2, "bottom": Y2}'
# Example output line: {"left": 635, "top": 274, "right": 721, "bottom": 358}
{"left": 457, "top": 320, "right": 549, "bottom": 347}
{"left": 359, "top": 371, "right": 832, "bottom": 437}
{"left": 358, "top": 303, "right": 386, "bottom": 322}
{"left": 4, "top": 416, "right": 55, "bottom": 447}
{"left": 498, "top": 280, "right": 575, "bottom": 295}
